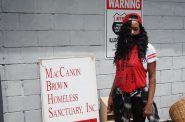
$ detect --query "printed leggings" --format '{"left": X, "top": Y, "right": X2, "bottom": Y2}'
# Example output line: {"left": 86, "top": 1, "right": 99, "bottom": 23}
{"left": 112, "top": 88, "right": 160, "bottom": 122}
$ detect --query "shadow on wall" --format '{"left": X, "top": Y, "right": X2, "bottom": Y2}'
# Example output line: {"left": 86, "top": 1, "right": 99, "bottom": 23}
{"left": 0, "top": 76, "right": 4, "bottom": 122}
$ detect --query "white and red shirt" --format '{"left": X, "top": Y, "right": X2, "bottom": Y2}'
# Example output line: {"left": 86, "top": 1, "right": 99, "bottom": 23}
{"left": 143, "top": 43, "right": 157, "bottom": 70}
{"left": 114, "top": 43, "right": 157, "bottom": 93}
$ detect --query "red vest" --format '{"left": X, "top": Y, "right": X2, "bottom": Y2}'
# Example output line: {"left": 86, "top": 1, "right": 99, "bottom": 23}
{"left": 115, "top": 46, "right": 147, "bottom": 93}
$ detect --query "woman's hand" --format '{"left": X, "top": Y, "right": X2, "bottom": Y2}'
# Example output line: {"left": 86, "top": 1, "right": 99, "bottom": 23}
{"left": 143, "top": 103, "right": 153, "bottom": 117}
{"left": 107, "top": 95, "right": 113, "bottom": 113}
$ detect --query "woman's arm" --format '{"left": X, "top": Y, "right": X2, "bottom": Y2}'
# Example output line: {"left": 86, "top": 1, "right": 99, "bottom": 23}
{"left": 143, "top": 61, "right": 157, "bottom": 116}
{"left": 107, "top": 78, "right": 116, "bottom": 112}
{"left": 109, "top": 79, "right": 116, "bottom": 97}
{"left": 147, "top": 61, "right": 156, "bottom": 104}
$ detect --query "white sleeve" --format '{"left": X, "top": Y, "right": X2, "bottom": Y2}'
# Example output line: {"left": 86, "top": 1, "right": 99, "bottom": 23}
{"left": 146, "top": 43, "right": 157, "bottom": 63}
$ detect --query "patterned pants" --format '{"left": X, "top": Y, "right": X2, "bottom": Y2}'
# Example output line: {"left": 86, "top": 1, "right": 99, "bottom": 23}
{"left": 112, "top": 87, "right": 160, "bottom": 122}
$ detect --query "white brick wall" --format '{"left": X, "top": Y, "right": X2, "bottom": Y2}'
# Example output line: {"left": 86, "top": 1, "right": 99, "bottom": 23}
{"left": 143, "top": 1, "right": 173, "bottom": 16}
{"left": 173, "top": 56, "right": 185, "bottom": 69}
{"left": 7, "top": 96, "right": 24, "bottom": 112}
{"left": 4, "top": 112, "right": 24, "bottom": 122}
{"left": 3, "top": 81, "right": 22, "bottom": 97}
{"left": 158, "top": 107, "right": 170, "bottom": 120}
{"left": 154, "top": 96, "right": 161, "bottom": 108}
{"left": 23, "top": 80, "right": 40, "bottom": 95}
{"left": 1, "top": 13, "right": 19, "bottom": 30}
{"left": 4, "top": 31, "right": 38, "bottom": 47}
{"left": 182, "top": 69, "right": 185, "bottom": 80}
{"left": 0, "top": 66, "right": 5, "bottom": 80}
{"left": 4, "top": 64, "right": 39, "bottom": 80}
{"left": 160, "top": 70, "right": 173, "bottom": 83}
{"left": 160, "top": 69, "right": 182, "bottom": 83}
{"left": 148, "top": 30, "right": 173, "bottom": 43}
{"left": 2, "top": 0, "right": 104, "bottom": 14}
{"left": 54, "top": 14, "right": 104, "bottom": 30}
{"left": 172, "top": 69, "right": 182, "bottom": 82}
{"left": 1, "top": 0, "right": 185, "bottom": 121}
{"left": 155, "top": 83, "right": 172, "bottom": 96}
{"left": 23, "top": 95, "right": 41, "bottom": 110}
{"left": 156, "top": 71, "right": 161, "bottom": 83}
{"left": 157, "top": 57, "right": 173, "bottom": 70}
{"left": 98, "top": 59, "right": 115, "bottom": 74}
{"left": 20, "top": 14, "right": 53, "bottom": 30}
{"left": 1, "top": 48, "right": 22, "bottom": 64}
{"left": 176, "top": 3, "right": 185, "bottom": 17}
{"left": 2, "top": 96, "right": 8, "bottom": 113}
{"left": 144, "top": 16, "right": 184, "bottom": 30}
{"left": 2, "top": 0, "right": 35, "bottom": 13}
{"left": 53, "top": 46, "right": 105, "bottom": 60}
{"left": 7, "top": 95, "right": 41, "bottom": 112}
{"left": 183, "top": 43, "right": 185, "bottom": 55}
{"left": 0, "top": 0, "right": 2, "bottom": 13}
{"left": 38, "top": 31, "right": 70, "bottom": 46}
{"left": 160, "top": 43, "right": 182, "bottom": 56}
{"left": 160, "top": 95, "right": 172, "bottom": 108}
{"left": 96, "top": 74, "right": 114, "bottom": 89}
{"left": 0, "top": 14, "right": 2, "bottom": 30}
{"left": 0, "top": 32, "right": 2, "bottom": 47}
{"left": 25, "top": 110, "right": 42, "bottom": 122}
{"left": 20, "top": 47, "right": 53, "bottom": 63}
{"left": 70, "top": 31, "right": 104, "bottom": 45}
{"left": 98, "top": 89, "right": 111, "bottom": 97}
{"left": 146, "top": 0, "right": 185, "bottom": 3}
{"left": 172, "top": 81, "right": 185, "bottom": 94}
{"left": 173, "top": 30, "right": 185, "bottom": 43}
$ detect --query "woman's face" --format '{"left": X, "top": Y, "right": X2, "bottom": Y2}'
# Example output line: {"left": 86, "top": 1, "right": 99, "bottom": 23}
{"left": 131, "top": 21, "right": 140, "bottom": 36}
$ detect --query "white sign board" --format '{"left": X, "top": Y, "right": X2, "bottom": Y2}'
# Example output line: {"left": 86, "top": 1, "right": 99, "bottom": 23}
{"left": 105, "top": 0, "right": 143, "bottom": 58}
{"left": 39, "top": 56, "right": 99, "bottom": 122}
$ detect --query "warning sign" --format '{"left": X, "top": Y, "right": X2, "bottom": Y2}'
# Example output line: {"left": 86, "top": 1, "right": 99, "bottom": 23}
{"left": 105, "top": 0, "right": 143, "bottom": 58}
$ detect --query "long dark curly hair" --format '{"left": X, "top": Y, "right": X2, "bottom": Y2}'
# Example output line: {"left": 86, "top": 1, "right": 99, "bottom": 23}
{"left": 114, "top": 20, "right": 148, "bottom": 63}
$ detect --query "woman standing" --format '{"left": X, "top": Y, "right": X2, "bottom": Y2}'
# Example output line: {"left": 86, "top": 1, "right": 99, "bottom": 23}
{"left": 108, "top": 13, "right": 160, "bottom": 122}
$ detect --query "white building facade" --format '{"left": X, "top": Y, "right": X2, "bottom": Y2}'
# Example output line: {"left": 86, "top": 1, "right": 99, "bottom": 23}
{"left": 1, "top": 0, "right": 185, "bottom": 121}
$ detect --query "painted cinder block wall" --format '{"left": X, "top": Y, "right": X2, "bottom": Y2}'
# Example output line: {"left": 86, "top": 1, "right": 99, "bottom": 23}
{"left": 0, "top": 0, "right": 185, "bottom": 121}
